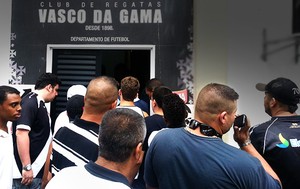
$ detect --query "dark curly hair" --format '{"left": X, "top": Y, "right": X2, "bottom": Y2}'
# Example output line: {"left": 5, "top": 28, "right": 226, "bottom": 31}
{"left": 162, "top": 93, "right": 186, "bottom": 128}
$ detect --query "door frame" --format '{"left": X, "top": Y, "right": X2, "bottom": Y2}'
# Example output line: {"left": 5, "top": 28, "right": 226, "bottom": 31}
{"left": 46, "top": 44, "right": 155, "bottom": 78}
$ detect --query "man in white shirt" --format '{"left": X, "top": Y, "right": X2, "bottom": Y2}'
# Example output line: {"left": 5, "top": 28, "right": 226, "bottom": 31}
{"left": 53, "top": 84, "right": 86, "bottom": 135}
{"left": 0, "top": 86, "right": 22, "bottom": 189}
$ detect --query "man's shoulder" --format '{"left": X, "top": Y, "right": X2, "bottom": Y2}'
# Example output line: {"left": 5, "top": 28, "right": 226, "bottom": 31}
{"left": 145, "top": 115, "right": 167, "bottom": 131}
{"left": 54, "top": 119, "right": 99, "bottom": 145}
{"left": 117, "top": 106, "right": 144, "bottom": 117}
{"left": 21, "top": 93, "right": 38, "bottom": 105}
{"left": 152, "top": 128, "right": 182, "bottom": 141}
{"left": 252, "top": 116, "right": 300, "bottom": 133}
{"left": 54, "top": 111, "right": 68, "bottom": 123}
{"left": 46, "top": 166, "right": 86, "bottom": 188}
{"left": 145, "top": 114, "right": 164, "bottom": 123}
{"left": 72, "top": 118, "right": 99, "bottom": 132}
{"left": 53, "top": 122, "right": 76, "bottom": 138}
{"left": 134, "top": 99, "right": 148, "bottom": 106}
{"left": 250, "top": 119, "right": 273, "bottom": 133}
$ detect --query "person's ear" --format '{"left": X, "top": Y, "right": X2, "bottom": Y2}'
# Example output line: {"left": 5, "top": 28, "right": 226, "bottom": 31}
{"left": 152, "top": 99, "right": 157, "bottom": 107}
{"left": 269, "top": 97, "right": 277, "bottom": 107}
{"left": 218, "top": 111, "right": 229, "bottom": 126}
{"left": 134, "top": 142, "right": 144, "bottom": 164}
{"left": 45, "top": 84, "right": 52, "bottom": 92}
{"left": 111, "top": 99, "right": 118, "bottom": 109}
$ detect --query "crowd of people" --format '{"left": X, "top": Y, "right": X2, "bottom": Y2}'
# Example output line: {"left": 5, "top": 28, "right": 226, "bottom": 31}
{"left": 1, "top": 72, "right": 300, "bottom": 189}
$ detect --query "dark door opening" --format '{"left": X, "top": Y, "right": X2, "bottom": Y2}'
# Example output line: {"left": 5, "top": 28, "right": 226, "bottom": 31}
{"left": 50, "top": 49, "right": 150, "bottom": 128}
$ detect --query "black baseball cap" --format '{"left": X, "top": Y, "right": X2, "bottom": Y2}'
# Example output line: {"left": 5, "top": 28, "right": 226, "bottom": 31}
{"left": 66, "top": 95, "right": 84, "bottom": 121}
{"left": 256, "top": 77, "right": 300, "bottom": 105}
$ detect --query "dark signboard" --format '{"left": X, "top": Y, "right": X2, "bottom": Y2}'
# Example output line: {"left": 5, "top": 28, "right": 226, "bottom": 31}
{"left": 9, "top": 0, "right": 194, "bottom": 103}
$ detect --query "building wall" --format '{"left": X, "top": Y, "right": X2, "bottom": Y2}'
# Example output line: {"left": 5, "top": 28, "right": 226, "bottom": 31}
{"left": 194, "top": 0, "right": 300, "bottom": 146}
{"left": 1, "top": 0, "right": 300, "bottom": 146}
{"left": 0, "top": 0, "right": 12, "bottom": 81}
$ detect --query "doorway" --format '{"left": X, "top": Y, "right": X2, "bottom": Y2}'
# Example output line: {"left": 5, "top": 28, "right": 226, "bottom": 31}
{"left": 47, "top": 45, "right": 155, "bottom": 127}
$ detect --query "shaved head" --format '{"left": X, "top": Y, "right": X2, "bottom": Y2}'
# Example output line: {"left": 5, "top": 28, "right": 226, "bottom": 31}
{"left": 195, "top": 83, "right": 239, "bottom": 121}
{"left": 85, "top": 76, "right": 119, "bottom": 114}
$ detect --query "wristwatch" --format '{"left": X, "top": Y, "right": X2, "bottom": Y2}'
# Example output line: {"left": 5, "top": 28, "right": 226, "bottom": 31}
{"left": 239, "top": 139, "right": 251, "bottom": 148}
{"left": 23, "top": 164, "right": 32, "bottom": 171}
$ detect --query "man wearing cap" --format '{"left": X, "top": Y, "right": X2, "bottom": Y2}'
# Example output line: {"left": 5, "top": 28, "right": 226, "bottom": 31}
{"left": 53, "top": 84, "right": 86, "bottom": 135}
{"left": 250, "top": 77, "right": 300, "bottom": 189}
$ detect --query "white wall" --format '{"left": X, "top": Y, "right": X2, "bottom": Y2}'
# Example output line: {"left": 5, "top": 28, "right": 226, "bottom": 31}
{"left": 194, "top": 0, "right": 300, "bottom": 146}
{"left": 227, "top": 0, "right": 299, "bottom": 124}
{"left": 1, "top": 0, "right": 300, "bottom": 146}
{"left": 226, "top": 0, "right": 300, "bottom": 146}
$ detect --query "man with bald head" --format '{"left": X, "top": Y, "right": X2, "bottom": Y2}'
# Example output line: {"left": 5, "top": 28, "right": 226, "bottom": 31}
{"left": 51, "top": 76, "right": 119, "bottom": 176}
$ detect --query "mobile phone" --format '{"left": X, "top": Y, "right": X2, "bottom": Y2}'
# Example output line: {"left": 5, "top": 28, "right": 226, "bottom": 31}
{"left": 234, "top": 114, "right": 247, "bottom": 128}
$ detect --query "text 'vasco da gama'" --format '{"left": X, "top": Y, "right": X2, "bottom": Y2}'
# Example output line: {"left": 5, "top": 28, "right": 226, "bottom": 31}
{"left": 39, "top": 9, "right": 163, "bottom": 24}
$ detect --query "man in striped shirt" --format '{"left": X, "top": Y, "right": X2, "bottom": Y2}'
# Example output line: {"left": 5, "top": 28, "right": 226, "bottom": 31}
{"left": 51, "top": 76, "right": 119, "bottom": 176}
{"left": 46, "top": 108, "right": 146, "bottom": 189}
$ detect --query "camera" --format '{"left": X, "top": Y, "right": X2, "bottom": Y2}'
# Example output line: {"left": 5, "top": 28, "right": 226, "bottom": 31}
{"left": 234, "top": 114, "right": 247, "bottom": 128}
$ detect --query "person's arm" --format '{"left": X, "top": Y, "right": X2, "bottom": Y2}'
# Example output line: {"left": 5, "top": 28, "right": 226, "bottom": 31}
{"left": 42, "top": 142, "right": 53, "bottom": 189}
{"left": 233, "top": 120, "right": 282, "bottom": 186}
{"left": 240, "top": 143, "right": 280, "bottom": 182}
{"left": 16, "top": 129, "right": 33, "bottom": 185}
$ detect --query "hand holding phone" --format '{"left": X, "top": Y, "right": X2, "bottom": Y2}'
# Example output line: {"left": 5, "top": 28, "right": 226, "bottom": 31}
{"left": 234, "top": 114, "right": 247, "bottom": 128}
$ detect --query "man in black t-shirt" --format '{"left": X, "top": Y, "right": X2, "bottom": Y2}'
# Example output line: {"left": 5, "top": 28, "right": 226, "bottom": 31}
{"left": 12, "top": 73, "right": 61, "bottom": 188}
{"left": 250, "top": 77, "right": 300, "bottom": 189}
